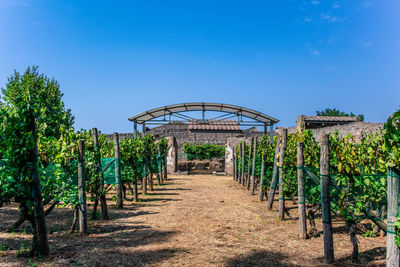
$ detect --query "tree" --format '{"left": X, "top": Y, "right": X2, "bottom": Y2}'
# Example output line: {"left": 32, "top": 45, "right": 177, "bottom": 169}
{"left": 316, "top": 108, "right": 364, "bottom": 121}
{"left": 0, "top": 66, "right": 74, "bottom": 256}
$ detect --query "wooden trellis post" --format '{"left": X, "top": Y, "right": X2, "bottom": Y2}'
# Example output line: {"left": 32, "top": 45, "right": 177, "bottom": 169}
{"left": 267, "top": 134, "right": 281, "bottom": 210}
{"left": 297, "top": 141, "right": 308, "bottom": 239}
{"left": 387, "top": 168, "right": 400, "bottom": 267}
{"left": 156, "top": 144, "right": 162, "bottom": 185}
{"left": 113, "top": 133, "right": 123, "bottom": 209}
{"left": 278, "top": 128, "right": 287, "bottom": 220}
{"left": 143, "top": 162, "right": 148, "bottom": 195}
{"left": 233, "top": 147, "right": 236, "bottom": 181}
{"left": 320, "top": 134, "right": 334, "bottom": 264}
{"left": 78, "top": 140, "right": 88, "bottom": 233}
{"left": 241, "top": 142, "right": 245, "bottom": 186}
{"left": 247, "top": 138, "right": 253, "bottom": 190}
{"left": 92, "top": 128, "right": 108, "bottom": 220}
{"left": 259, "top": 150, "right": 265, "bottom": 201}
{"left": 251, "top": 137, "right": 257, "bottom": 195}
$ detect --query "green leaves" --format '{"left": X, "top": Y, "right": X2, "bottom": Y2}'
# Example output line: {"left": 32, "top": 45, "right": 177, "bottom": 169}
{"left": 384, "top": 108, "right": 400, "bottom": 168}
{"left": 183, "top": 142, "right": 225, "bottom": 160}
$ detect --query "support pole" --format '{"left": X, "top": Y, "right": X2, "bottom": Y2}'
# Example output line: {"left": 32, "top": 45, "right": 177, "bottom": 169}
{"left": 92, "top": 128, "right": 108, "bottom": 220}
{"left": 233, "top": 147, "right": 236, "bottom": 181}
{"left": 320, "top": 134, "right": 334, "bottom": 264}
{"left": 267, "top": 134, "right": 281, "bottom": 210}
{"left": 297, "top": 141, "right": 308, "bottom": 239}
{"left": 259, "top": 150, "right": 265, "bottom": 201}
{"left": 269, "top": 125, "right": 274, "bottom": 143}
{"left": 142, "top": 123, "right": 146, "bottom": 135}
{"left": 133, "top": 121, "right": 137, "bottom": 139}
{"left": 387, "top": 168, "right": 400, "bottom": 267}
{"left": 251, "top": 137, "right": 257, "bottom": 195}
{"left": 78, "top": 140, "right": 88, "bottom": 233}
{"left": 278, "top": 128, "right": 287, "bottom": 220}
{"left": 29, "top": 115, "right": 49, "bottom": 255}
{"left": 241, "top": 142, "right": 245, "bottom": 186}
{"left": 247, "top": 138, "right": 253, "bottom": 190}
{"left": 114, "top": 133, "right": 123, "bottom": 209}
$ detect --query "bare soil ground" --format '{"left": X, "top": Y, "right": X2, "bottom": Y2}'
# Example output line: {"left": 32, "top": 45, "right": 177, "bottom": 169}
{"left": 0, "top": 174, "right": 386, "bottom": 266}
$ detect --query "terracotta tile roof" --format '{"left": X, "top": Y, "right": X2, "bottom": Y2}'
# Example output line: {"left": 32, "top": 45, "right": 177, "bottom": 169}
{"left": 188, "top": 119, "right": 241, "bottom": 131}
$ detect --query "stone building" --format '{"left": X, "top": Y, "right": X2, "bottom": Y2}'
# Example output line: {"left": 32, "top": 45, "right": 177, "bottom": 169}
{"left": 147, "top": 119, "right": 265, "bottom": 152}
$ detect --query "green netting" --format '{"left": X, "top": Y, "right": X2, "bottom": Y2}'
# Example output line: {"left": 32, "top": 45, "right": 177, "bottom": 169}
{"left": 101, "top": 158, "right": 116, "bottom": 184}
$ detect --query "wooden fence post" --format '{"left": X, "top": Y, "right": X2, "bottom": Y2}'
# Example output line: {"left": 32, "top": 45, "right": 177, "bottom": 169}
{"left": 259, "top": 150, "right": 265, "bottom": 201}
{"left": 320, "top": 134, "right": 334, "bottom": 264}
{"left": 233, "top": 147, "right": 236, "bottom": 181}
{"left": 247, "top": 138, "right": 253, "bottom": 190}
{"left": 267, "top": 134, "right": 281, "bottom": 210}
{"left": 157, "top": 144, "right": 162, "bottom": 185}
{"left": 251, "top": 137, "right": 257, "bottom": 195}
{"left": 78, "top": 140, "right": 88, "bottom": 233}
{"left": 387, "top": 168, "right": 400, "bottom": 267}
{"left": 29, "top": 115, "right": 49, "bottom": 255}
{"left": 143, "top": 162, "right": 147, "bottom": 195}
{"left": 92, "top": 128, "right": 108, "bottom": 220}
{"left": 297, "top": 141, "right": 308, "bottom": 239}
{"left": 241, "top": 142, "right": 245, "bottom": 186}
{"left": 278, "top": 128, "right": 287, "bottom": 220}
{"left": 113, "top": 133, "right": 123, "bottom": 209}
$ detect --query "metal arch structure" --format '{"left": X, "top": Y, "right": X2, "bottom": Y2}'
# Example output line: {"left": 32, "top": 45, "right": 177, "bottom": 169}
{"left": 128, "top": 102, "right": 279, "bottom": 140}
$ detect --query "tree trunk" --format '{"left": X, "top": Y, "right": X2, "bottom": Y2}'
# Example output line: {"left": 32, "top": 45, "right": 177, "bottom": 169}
{"left": 133, "top": 180, "right": 139, "bottom": 202}
{"left": 307, "top": 205, "right": 320, "bottom": 238}
{"left": 91, "top": 198, "right": 99, "bottom": 220}
{"left": 69, "top": 205, "right": 79, "bottom": 233}
{"left": 350, "top": 223, "right": 359, "bottom": 263}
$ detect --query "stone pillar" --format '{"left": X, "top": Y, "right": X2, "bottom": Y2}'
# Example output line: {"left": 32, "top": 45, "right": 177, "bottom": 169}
{"left": 166, "top": 136, "right": 178, "bottom": 174}
{"left": 225, "top": 140, "right": 234, "bottom": 175}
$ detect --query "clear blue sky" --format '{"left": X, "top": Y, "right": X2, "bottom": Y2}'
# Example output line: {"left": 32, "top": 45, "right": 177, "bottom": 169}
{"left": 1, "top": 0, "right": 399, "bottom": 133}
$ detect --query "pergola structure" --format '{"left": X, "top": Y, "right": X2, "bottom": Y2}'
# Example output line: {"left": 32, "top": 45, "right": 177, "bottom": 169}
{"left": 128, "top": 102, "right": 279, "bottom": 140}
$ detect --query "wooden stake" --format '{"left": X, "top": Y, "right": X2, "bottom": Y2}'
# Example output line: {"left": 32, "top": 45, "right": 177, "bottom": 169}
{"left": 267, "top": 134, "right": 281, "bottom": 210}
{"left": 247, "top": 138, "right": 253, "bottom": 190}
{"left": 259, "top": 150, "right": 265, "bottom": 201}
{"left": 143, "top": 163, "right": 147, "bottom": 195}
{"left": 297, "top": 142, "right": 308, "bottom": 239}
{"left": 278, "top": 129, "right": 287, "bottom": 220}
{"left": 320, "top": 134, "right": 334, "bottom": 264}
{"left": 387, "top": 168, "right": 400, "bottom": 267}
{"left": 78, "top": 140, "right": 88, "bottom": 233}
{"left": 113, "top": 133, "right": 123, "bottom": 209}
{"left": 29, "top": 115, "right": 49, "bottom": 255}
{"left": 92, "top": 128, "right": 108, "bottom": 220}
{"left": 241, "top": 142, "right": 245, "bottom": 186}
{"left": 251, "top": 137, "right": 257, "bottom": 195}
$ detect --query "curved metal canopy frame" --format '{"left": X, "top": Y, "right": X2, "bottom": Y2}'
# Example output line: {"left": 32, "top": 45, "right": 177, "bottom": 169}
{"left": 129, "top": 102, "right": 278, "bottom": 124}
{"left": 128, "top": 102, "right": 279, "bottom": 139}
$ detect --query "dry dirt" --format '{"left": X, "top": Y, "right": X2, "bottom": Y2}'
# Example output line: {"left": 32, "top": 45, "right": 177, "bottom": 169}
{"left": 0, "top": 174, "right": 386, "bottom": 266}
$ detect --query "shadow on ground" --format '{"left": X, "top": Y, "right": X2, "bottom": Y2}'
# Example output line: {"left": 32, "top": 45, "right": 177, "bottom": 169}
{"left": 225, "top": 250, "right": 299, "bottom": 267}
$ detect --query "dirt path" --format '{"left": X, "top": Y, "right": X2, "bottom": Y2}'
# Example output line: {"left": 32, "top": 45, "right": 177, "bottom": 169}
{"left": 0, "top": 174, "right": 386, "bottom": 266}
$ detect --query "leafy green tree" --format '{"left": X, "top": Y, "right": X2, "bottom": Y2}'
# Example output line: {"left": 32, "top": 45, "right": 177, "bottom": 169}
{"left": 0, "top": 66, "right": 74, "bottom": 256}
{"left": 316, "top": 108, "right": 364, "bottom": 121}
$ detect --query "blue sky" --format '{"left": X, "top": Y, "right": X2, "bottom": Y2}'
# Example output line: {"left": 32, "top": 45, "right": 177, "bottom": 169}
{"left": 1, "top": 0, "right": 399, "bottom": 133}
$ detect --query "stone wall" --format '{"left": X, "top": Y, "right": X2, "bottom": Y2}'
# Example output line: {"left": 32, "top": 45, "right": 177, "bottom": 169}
{"left": 224, "top": 136, "right": 257, "bottom": 175}
{"left": 282, "top": 122, "right": 383, "bottom": 142}
{"left": 148, "top": 122, "right": 265, "bottom": 152}
{"left": 166, "top": 136, "right": 178, "bottom": 174}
